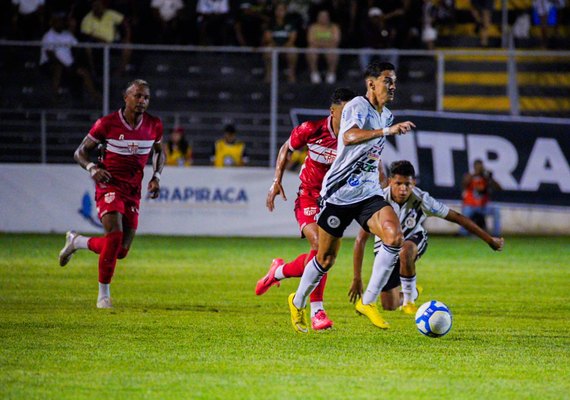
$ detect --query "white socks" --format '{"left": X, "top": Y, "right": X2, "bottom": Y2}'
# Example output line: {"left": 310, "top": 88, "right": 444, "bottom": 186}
{"left": 98, "top": 282, "right": 110, "bottom": 301}
{"left": 293, "top": 258, "right": 326, "bottom": 309}
{"left": 274, "top": 265, "right": 285, "bottom": 280}
{"left": 362, "top": 244, "right": 401, "bottom": 305}
{"left": 74, "top": 235, "right": 90, "bottom": 249}
{"left": 310, "top": 302, "right": 324, "bottom": 318}
{"left": 401, "top": 275, "right": 417, "bottom": 305}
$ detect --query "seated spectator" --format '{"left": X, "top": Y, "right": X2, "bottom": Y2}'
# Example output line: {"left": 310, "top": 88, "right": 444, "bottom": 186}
{"left": 470, "top": 0, "right": 494, "bottom": 46}
{"left": 234, "top": 1, "right": 270, "bottom": 47}
{"left": 460, "top": 159, "right": 502, "bottom": 236}
{"left": 196, "top": 0, "right": 232, "bottom": 45}
{"left": 80, "top": 0, "right": 132, "bottom": 74}
{"left": 422, "top": 0, "right": 438, "bottom": 49}
{"left": 306, "top": 9, "right": 341, "bottom": 84}
{"left": 164, "top": 127, "right": 192, "bottom": 166}
{"left": 40, "top": 13, "right": 101, "bottom": 103}
{"left": 262, "top": 2, "right": 299, "bottom": 83}
{"left": 211, "top": 124, "right": 249, "bottom": 167}
{"left": 10, "top": 0, "right": 46, "bottom": 40}
{"left": 150, "top": 0, "right": 186, "bottom": 44}
{"left": 358, "top": 7, "right": 398, "bottom": 72}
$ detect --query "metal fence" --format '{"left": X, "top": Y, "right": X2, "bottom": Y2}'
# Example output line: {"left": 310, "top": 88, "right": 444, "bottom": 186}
{"left": 1, "top": 41, "right": 569, "bottom": 166}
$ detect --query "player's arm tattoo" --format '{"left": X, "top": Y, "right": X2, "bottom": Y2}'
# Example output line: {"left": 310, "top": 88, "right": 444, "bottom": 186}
{"left": 151, "top": 142, "right": 165, "bottom": 181}
{"left": 74, "top": 136, "right": 99, "bottom": 170}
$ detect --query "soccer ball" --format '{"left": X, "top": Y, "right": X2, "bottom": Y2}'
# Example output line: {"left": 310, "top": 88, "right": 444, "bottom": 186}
{"left": 415, "top": 300, "right": 452, "bottom": 338}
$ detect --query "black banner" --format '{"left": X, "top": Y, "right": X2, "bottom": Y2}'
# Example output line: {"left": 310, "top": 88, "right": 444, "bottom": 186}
{"left": 290, "top": 109, "right": 570, "bottom": 207}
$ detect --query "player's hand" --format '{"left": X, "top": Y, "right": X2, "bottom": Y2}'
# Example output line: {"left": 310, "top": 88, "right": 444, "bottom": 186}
{"left": 266, "top": 180, "right": 286, "bottom": 212}
{"left": 90, "top": 167, "right": 112, "bottom": 184}
{"left": 348, "top": 278, "right": 363, "bottom": 304}
{"left": 388, "top": 121, "right": 416, "bottom": 135}
{"left": 489, "top": 237, "right": 504, "bottom": 251}
{"left": 147, "top": 177, "right": 160, "bottom": 199}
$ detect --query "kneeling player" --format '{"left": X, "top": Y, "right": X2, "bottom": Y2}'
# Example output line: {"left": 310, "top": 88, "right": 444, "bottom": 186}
{"left": 350, "top": 160, "right": 504, "bottom": 313}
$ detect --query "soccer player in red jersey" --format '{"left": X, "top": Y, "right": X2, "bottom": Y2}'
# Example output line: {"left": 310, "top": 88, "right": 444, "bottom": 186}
{"left": 58, "top": 79, "right": 165, "bottom": 308}
{"left": 256, "top": 88, "right": 355, "bottom": 330}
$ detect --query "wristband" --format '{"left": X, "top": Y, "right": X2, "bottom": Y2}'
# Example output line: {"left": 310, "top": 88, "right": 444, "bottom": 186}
{"left": 152, "top": 172, "right": 161, "bottom": 181}
{"left": 86, "top": 162, "right": 96, "bottom": 177}
{"left": 383, "top": 127, "right": 390, "bottom": 136}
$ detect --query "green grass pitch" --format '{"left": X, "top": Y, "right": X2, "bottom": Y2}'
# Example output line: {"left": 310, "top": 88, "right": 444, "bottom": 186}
{"left": 1, "top": 234, "right": 569, "bottom": 399}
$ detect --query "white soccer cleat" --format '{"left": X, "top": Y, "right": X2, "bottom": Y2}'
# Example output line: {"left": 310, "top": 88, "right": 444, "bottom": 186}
{"left": 96, "top": 297, "right": 113, "bottom": 309}
{"left": 59, "top": 230, "right": 79, "bottom": 267}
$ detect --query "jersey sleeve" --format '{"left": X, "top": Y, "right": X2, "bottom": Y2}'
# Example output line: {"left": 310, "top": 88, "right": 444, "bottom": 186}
{"left": 87, "top": 118, "right": 107, "bottom": 143}
{"left": 417, "top": 188, "right": 450, "bottom": 218}
{"left": 340, "top": 99, "right": 368, "bottom": 135}
{"left": 288, "top": 121, "right": 313, "bottom": 150}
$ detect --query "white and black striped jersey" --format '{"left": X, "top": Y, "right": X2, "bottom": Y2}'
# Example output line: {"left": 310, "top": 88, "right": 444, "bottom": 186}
{"left": 320, "top": 96, "right": 393, "bottom": 206}
{"left": 374, "top": 186, "right": 450, "bottom": 251}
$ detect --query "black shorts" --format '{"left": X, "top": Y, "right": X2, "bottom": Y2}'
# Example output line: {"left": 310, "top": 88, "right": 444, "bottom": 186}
{"left": 317, "top": 195, "right": 391, "bottom": 238}
{"left": 380, "top": 231, "right": 429, "bottom": 292}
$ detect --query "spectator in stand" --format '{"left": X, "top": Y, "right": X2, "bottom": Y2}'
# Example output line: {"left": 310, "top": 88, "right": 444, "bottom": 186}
{"left": 460, "top": 159, "right": 502, "bottom": 236}
{"left": 150, "top": 0, "right": 186, "bottom": 44}
{"left": 306, "top": 9, "right": 341, "bottom": 84}
{"left": 196, "top": 0, "right": 231, "bottom": 45}
{"left": 80, "top": 0, "right": 132, "bottom": 74}
{"left": 40, "top": 12, "right": 101, "bottom": 103}
{"left": 235, "top": 1, "right": 270, "bottom": 47}
{"left": 532, "top": 0, "right": 566, "bottom": 48}
{"left": 422, "top": 0, "right": 438, "bottom": 49}
{"left": 358, "top": 7, "right": 398, "bottom": 72}
{"left": 262, "top": 2, "right": 299, "bottom": 83}
{"left": 470, "top": 0, "right": 494, "bottom": 46}
{"left": 10, "top": 0, "right": 46, "bottom": 40}
{"left": 211, "top": 124, "right": 249, "bottom": 167}
{"left": 164, "top": 127, "right": 192, "bottom": 166}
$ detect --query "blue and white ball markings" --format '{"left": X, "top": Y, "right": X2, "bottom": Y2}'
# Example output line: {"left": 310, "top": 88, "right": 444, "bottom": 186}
{"left": 415, "top": 300, "right": 452, "bottom": 338}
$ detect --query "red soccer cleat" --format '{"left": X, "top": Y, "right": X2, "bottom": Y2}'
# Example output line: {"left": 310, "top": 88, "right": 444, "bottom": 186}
{"left": 255, "top": 258, "right": 284, "bottom": 295}
{"left": 311, "top": 309, "right": 333, "bottom": 331}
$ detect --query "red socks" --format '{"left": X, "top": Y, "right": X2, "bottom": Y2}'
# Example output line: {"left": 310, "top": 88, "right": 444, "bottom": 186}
{"left": 98, "top": 231, "right": 123, "bottom": 284}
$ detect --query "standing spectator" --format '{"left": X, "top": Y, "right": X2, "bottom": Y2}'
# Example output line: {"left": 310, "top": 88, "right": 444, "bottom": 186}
{"left": 196, "top": 0, "right": 231, "bottom": 45}
{"left": 306, "top": 9, "right": 341, "bottom": 84}
{"left": 234, "top": 1, "right": 270, "bottom": 47}
{"left": 10, "top": 0, "right": 45, "bottom": 40}
{"left": 150, "top": 0, "right": 186, "bottom": 44}
{"left": 532, "top": 0, "right": 566, "bottom": 48}
{"left": 80, "top": 0, "right": 132, "bottom": 74}
{"left": 359, "top": 7, "right": 398, "bottom": 72}
{"left": 470, "top": 0, "right": 494, "bottom": 46}
{"left": 211, "top": 124, "right": 248, "bottom": 167}
{"left": 40, "top": 12, "right": 101, "bottom": 103}
{"left": 460, "top": 159, "right": 502, "bottom": 236}
{"left": 262, "top": 2, "right": 299, "bottom": 83}
{"left": 164, "top": 127, "right": 192, "bottom": 166}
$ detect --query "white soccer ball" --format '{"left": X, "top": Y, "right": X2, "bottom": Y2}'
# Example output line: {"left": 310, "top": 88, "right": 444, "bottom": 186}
{"left": 415, "top": 300, "right": 452, "bottom": 338}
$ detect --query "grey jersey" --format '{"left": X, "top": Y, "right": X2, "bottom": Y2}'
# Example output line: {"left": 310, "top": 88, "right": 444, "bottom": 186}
{"left": 320, "top": 96, "right": 394, "bottom": 205}
{"left": 374, "top": 186, "right": 450, "bottom": 250}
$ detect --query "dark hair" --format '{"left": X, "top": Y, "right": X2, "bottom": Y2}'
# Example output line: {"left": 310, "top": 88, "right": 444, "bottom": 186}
{"left": 364, "top": 61, "right": 395, "bottom": 79}
{"left": 330, "top": 88, "right": 356, "bottom": 105}
{"left": 390, "top": 160, "right": 415, "bottom": 178}
{"left": 224, "top": 124, "right": 236, "bottom": 133}
{"left": 167, "top": 135, "right": 189, "bottom": 155}
{"left": 124, "top": 79, "right": 150, "bottom": 95}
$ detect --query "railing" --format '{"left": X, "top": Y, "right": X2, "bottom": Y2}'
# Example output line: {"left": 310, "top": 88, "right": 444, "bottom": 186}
{"left": 1, "top": 41, "right": 569, "bottom": 165}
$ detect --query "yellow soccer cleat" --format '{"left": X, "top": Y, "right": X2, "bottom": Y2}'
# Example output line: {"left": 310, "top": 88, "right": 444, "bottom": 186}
{"left": 355, "top": 298, "right": 390, "bottom": 329}
{"left": 288, "top": 292, "right": 308, "bottom": 333}
{"left": 401, "top": 302, "right": 418, "bottom": 315}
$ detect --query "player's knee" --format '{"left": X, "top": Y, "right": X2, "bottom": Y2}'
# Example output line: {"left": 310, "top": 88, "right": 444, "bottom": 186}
{"left": 317, "top": 254, "right": 336, "bottom": 271}
{"left": 383, "top": 227, "right": 404, "bottom": 247}
{"left": 400, "top": 242, "right": 417, "bottom": 262}
{"left": 381, "top": 296, "right": 399, "bottom": 311}
{"left": 104, "top": 231, "right": 123, "bottom": 253}
{"left": 117, "top": 247, "right": 130, "bottom": 259}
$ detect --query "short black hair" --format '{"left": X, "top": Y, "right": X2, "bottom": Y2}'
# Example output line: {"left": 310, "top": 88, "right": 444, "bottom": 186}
{"left": 364, "top": 61, "right": 395, "bottom": 79}
{"left": 390, "top": 160, "right": 415, "bottom": 178}
{"left": 224, "top": 124, "right": 236, "bottom": 133}
{"left": 124, "top": 79, "right": 149, "bottom": 95}
{"left": 330, "top": 88, "right": 356, "bottom": 105}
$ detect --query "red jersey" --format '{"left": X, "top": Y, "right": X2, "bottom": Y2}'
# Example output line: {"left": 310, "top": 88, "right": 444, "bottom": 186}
{"left": 462, "top": 174, "right": 490, "bottom": 207}
{"left": 289, "top": 117, "right": 337, "bottom": 198}
{"left": 88, "top": 109, "right": 163, "bottom": 199}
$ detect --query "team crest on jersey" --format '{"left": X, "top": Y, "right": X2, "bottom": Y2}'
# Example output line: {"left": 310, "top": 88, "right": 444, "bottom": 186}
{"left": 127, "top": 142, "right": 139, "bottom": 154}
{"left": 119, "top": 134, "right": 125, "bottom": 140}
{"left": 104, "top": 192, "right": 116, "bottom": 204}
{"left": 304, "top": 207, "right": 317, "bottom": 216}
{"left": 404, "top": 210, "right": 417, "bottom": 229}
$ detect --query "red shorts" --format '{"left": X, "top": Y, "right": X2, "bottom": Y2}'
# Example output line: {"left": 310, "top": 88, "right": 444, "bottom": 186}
{"left": 95, "top": 186, "right": 140, "bottom": 229}
{"left": 294, "top": 195, "right": 320, "bottom": 237}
